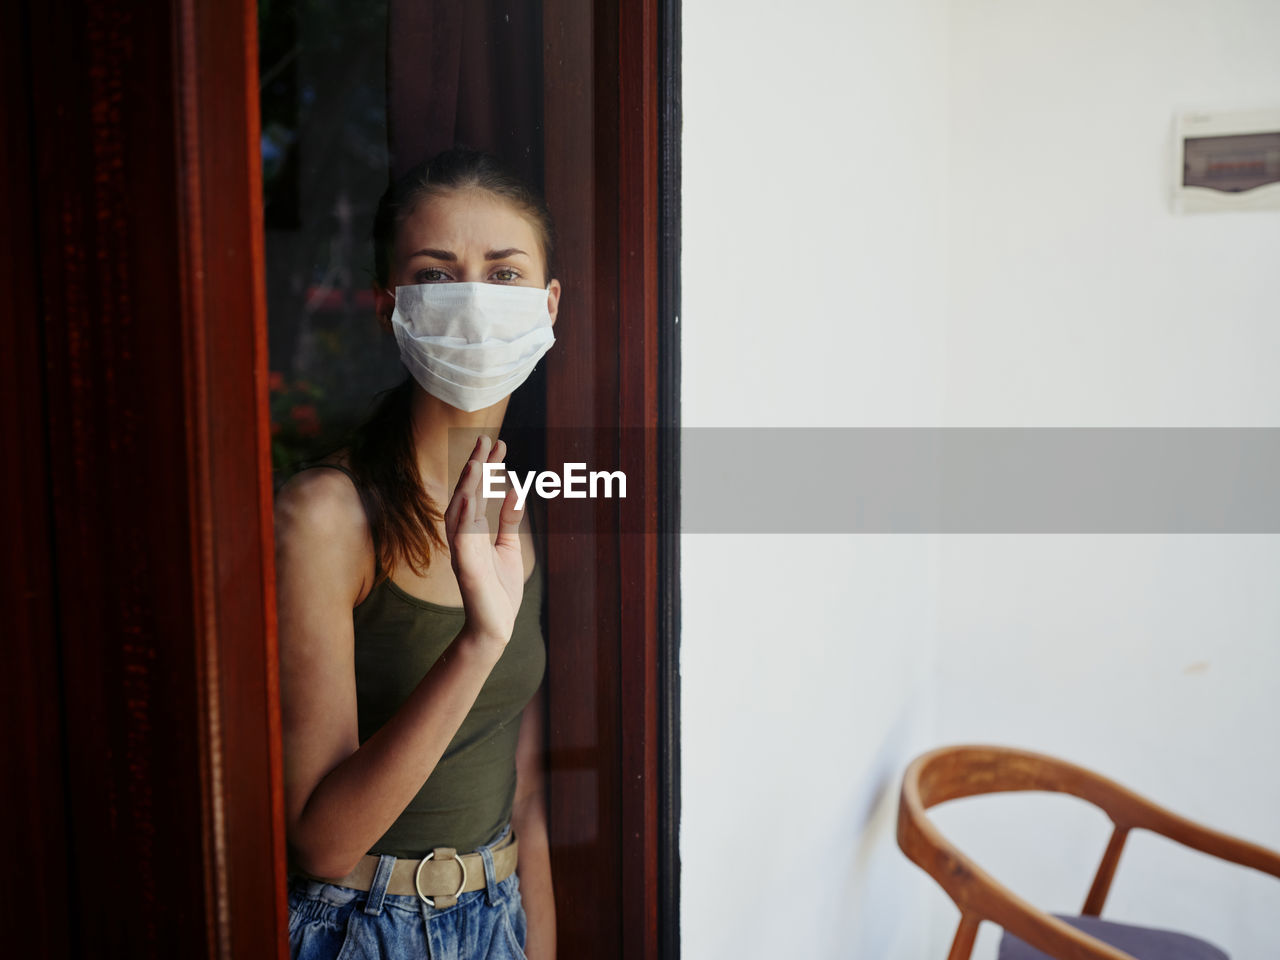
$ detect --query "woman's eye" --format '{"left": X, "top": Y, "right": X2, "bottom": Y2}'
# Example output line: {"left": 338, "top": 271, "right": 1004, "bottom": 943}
{"left": 491, "top": 268, "right": 521, "bottom": 283}
{"left": 416, "top": 268, "right": 452, "bottom": 283}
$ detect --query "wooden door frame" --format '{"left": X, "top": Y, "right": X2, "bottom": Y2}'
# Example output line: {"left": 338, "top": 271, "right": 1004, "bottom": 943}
{"left": 10, "top": 0, "right": 287, "bottom": 954}
{"left": 657, "top": 3, "right": 683, "bottom": 954}
{"left": 540, "top": 1, "right": 680, "bottom": 956}
{"left": 8, "top": 0, "right": 678, "bottom": 956}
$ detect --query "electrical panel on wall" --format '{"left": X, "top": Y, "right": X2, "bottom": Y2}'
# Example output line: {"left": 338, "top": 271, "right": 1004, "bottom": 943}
{"left": 1174, "top": 108, "right": 1280, "bottom": 213}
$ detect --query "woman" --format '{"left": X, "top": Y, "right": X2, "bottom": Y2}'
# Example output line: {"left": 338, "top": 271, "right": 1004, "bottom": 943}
{"left": 274, "top": 148, "right": 559, "bottom": 959}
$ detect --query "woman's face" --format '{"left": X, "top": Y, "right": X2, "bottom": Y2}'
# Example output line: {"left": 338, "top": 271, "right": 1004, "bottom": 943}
{"left": 377, "top": 187, "right": 560, "bottom": 327}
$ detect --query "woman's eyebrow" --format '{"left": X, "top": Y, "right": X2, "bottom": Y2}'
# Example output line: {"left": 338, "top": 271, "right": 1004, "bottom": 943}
{"left": 485, "top": 248, "right": 529, "bottom": 260}
{"left": 408, "top": 247, "right": 457, "bottom": 261}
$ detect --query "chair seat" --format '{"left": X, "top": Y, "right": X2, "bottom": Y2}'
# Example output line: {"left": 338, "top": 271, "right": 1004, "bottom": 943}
{"left": 997, "top": 913, "right": 1229, "bottom": 960}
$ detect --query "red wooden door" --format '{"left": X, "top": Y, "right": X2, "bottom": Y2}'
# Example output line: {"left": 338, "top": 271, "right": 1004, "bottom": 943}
{"left": 541, "top": 2, "right": 673, "bottom": 957}
{"left": 2, "top": 0, "right": 677, "bottom": 955}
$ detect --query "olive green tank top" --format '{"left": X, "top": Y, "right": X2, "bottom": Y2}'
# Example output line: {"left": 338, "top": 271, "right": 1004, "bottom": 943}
{"left": 298, "top": 462, "right": 546, "bottom": 858}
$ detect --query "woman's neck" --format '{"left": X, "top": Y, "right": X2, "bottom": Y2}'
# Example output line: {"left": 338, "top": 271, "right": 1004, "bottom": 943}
{"left": 407, "top": 384, "right": 509, "bottom": 497}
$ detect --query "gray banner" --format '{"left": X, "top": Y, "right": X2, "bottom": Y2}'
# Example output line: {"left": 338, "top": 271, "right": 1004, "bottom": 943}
{"left": 456, "top": 427, "right": 1280, "bottom": 533}
{"left": 682, "top": 428, "right": 1280, "bottom": 533}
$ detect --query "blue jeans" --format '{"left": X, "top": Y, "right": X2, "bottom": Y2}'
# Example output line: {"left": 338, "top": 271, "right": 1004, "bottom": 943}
{"left": 287, "top": 825, "right": 528, "bottom": 960}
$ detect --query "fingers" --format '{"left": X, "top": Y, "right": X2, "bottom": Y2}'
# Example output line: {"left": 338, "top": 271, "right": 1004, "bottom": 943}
{"left": 468, "top": 438, "right": 505, "bottom": 528}
{"left": 443, "top": 460, "right": 470, "bottom": 544}
{"left": 447, "top": 438, "right": 484, "bottom": 531}
{"left": 468, "top": 477, "right": 486, "bottom": 526}
{"left": 458, "top": 436, "right": 502, "bottom": 529}
{"left": 469, "top": 436, "right": 497, "bottom": 526}
{"left": 448, "top": 435, "right": 509, "bottom": 544}
{"left": 495, "top": 483, "right": 524, "bottom": 550}
{"left": 484, "top": 437, "right": 522, "bottom": 546}
{"left": 469, "top": 436, "right": 509, "bottom": 524}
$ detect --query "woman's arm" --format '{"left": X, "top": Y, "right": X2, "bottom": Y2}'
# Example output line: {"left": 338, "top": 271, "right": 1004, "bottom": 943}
{"left": 278, "top": 437, "right": 524, "bottom": 879}
{"left": 511, "top": 686, "right": 556, "bottom": 959}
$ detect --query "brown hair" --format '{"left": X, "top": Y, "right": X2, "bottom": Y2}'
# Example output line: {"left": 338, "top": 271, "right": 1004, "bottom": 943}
{"left": 349, "top": 148, "right": 555, "bottom": 582}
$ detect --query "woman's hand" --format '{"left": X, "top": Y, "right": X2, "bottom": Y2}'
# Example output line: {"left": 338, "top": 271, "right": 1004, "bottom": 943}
{"left": 444, "top": 435, "right": 526, "bottom": 645}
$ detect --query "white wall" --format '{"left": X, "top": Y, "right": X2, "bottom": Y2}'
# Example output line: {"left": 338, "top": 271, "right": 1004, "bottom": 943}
{"left": 945, "top": 0, "right": 1280, "bottom": 429}
{"left": 681, "top": 0, "right": 950, "bottom": 957}
{"left": 683, "top": 2, "right": 1280, "bottom": 959}
{"left": 937, "top": 2, "right": 1280, "bottom": 958}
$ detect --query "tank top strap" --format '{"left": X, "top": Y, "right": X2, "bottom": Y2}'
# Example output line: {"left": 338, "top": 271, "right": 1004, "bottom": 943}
{"left": 294, "top": 460, "right": 359, "bottom": 484}
{"left": 293, "top": 461, "right": 383, "bottom": 580}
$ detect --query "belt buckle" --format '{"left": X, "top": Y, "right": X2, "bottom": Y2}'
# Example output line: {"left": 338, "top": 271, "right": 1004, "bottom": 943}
{"left": 413, "top": 847, "right": 468, "bottom": 907}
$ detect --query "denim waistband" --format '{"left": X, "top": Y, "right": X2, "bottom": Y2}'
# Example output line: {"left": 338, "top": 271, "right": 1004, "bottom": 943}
{"left": 291, "top": 820, "right": 516, "bottom": 918}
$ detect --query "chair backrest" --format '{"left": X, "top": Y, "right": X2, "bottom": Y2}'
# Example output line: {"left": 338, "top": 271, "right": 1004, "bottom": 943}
{"left": 907, "top": 744, "right": 1148, "bottom": 822}
{"left": 897, "top": 744, "right": 1280, "bottom": 960}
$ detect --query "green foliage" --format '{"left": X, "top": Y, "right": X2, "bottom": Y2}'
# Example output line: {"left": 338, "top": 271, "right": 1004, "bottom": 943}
{"left": 268, "top": 370, "right": 326, "bottom": 471}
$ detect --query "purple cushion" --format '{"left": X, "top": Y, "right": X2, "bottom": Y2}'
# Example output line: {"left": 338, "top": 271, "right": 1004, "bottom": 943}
{"left": 997, "top": 914, "right": 1229, "bottom": 960}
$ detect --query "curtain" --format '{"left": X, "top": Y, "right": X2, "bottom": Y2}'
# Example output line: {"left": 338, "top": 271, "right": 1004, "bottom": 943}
{"left": 387, "top": 0, "right": 545, "bottom": 189}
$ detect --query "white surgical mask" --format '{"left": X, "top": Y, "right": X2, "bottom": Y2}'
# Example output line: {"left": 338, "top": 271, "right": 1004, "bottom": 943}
{"left": 390, "top": 281, "right": 555, "bottom": 412}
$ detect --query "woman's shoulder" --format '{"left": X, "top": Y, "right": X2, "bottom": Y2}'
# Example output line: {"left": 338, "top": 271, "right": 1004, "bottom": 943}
{"left": 275, "top": 449, "right": 370, "bottom": 547}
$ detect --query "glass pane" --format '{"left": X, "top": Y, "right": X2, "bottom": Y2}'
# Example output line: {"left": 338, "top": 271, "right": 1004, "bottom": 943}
{"left": 261, "top": 0, "right": 393, "bottom": 473}
{"left": 260, "top": 0, "right": 550, "bottom": 476}
{"left": 258, "top": 4, "right": 623, "bottom": 957}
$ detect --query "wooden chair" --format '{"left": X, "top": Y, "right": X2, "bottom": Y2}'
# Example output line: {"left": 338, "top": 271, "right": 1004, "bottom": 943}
{"left": 897, "top": 745, "right": 1280, "bottom": 960}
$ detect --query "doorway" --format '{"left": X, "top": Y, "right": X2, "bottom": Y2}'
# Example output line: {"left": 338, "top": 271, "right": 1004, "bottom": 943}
{"left": 2, "top": 0, "right": 678, "bottom": 956}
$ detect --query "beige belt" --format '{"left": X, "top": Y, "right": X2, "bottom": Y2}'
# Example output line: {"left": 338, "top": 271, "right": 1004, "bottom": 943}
{"left": 300, "top": 830, "right": 518, "bottom": 908}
